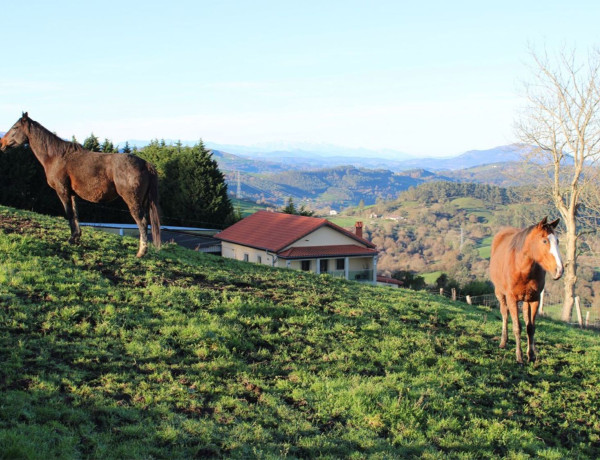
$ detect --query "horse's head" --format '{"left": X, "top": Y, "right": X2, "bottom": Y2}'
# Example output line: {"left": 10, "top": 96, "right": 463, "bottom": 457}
{"left": 529, "top": 216, "right": 563, "bottom": 280}
{"left": 0, "top": 112, "right": 30, "bottom": 152}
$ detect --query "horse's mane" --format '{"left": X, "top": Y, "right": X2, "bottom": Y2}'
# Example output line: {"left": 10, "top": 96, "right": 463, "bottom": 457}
{"left": 509, "top": 224, "right": 535, "bottom": 253}
{"left": 27, "top": 118, "right": 86, "bottom": 157}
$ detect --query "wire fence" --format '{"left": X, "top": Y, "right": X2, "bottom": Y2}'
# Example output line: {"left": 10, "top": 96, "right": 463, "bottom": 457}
{"left": 430, "top": 287, "right": 600, "bottom": 330}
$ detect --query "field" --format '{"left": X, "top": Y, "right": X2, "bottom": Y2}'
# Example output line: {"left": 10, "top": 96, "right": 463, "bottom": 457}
{"left": 450, "top": 197, "right": 493, "bottom": 223}
{"left": 1, "top": 206, "right": 600, "bottom": 458}
{"left": 421, "top": 271, "right": 443, "bottom": 285}
{"left": 477, "top": 236, "right": 494, "bottom": 260}
{"left": 230, "top": 198, "right": 268, "bottom": 217}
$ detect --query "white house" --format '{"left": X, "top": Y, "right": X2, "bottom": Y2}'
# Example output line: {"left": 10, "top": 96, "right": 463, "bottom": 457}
{"left": 215, "top": 211, "right": 378, "bottom": 283}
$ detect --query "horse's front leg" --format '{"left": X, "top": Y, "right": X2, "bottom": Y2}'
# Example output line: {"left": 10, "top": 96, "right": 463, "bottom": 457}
{"left": 56, "top": 187, "right": 81, "bottom": 244}
{"left": 523, "top": 301, "right": 539, "bottom": 362}
{"left": 496, "top": 292, "right": 508, "bottom": 349}
{"left": 506, "top": 296, "right": 523, "bottom": 364}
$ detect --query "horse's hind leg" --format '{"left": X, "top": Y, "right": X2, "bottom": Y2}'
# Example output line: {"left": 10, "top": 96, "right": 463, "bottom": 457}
{"left": 126, "top": 201, "right": 149, "bottom": 258}
{"left": 497, "top": 292, "right": 509, "bottom": 349}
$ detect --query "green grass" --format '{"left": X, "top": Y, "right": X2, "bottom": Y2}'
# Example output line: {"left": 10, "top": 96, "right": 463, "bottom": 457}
{"left": 450, "top": 197, "right": 486, "bottom": 209}
{"left": 230, "top": 198, "right": 268, "bottom": 217}
{"left": 326, "top": 216, "right": 361, "bottom": 227}
{"left": 422, "top": 271, "right": 443, "bottom": 285}
{"left": 478, "top": 245, "right": 492, "bottom": 259}
{"left": 477, "top": 236, "right": 494, "bottom": 260}
{"left": 1, "top": 206, "right": 600, "bottom": 459}
{"left": 450, "top": 197, "right": 493, "bottom": 223}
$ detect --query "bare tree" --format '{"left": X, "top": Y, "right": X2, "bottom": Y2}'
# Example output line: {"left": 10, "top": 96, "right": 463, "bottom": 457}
{"left": 517, "top": 46, "right": 600, "bottom": 322}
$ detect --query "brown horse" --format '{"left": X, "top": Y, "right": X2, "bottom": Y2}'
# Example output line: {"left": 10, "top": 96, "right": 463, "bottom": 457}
{"left": 0, "top": 113, "right": 160, "bottom": 257}
{"left": 489, "top": 217, "right": 563, "bottom": 363}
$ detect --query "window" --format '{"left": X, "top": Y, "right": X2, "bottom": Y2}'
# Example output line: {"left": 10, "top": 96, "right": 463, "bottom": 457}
{"left": 257, "top": 255, "right": 262, "bottom": 264}
{"left": 336, "top": 258, "right": 345, "bottom": 270}
{"left": 243, "top": 254, "right": 249, "bottom": 262}
{"left": 301, "top": 260, "right": 311, "bottom": 271}
{"left": 320, "top": 259, "right": 328, "bottom": 273}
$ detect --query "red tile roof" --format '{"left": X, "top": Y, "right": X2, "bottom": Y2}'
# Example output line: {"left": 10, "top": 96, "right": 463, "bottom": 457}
{"left": 376, "top": 276, "right": 403, "bottom": 286}
{"left": 214, "top": 210, "right": 375, "bottom": 252}
{"left": 278, "top": 244, "right": 378, "bottom": 259}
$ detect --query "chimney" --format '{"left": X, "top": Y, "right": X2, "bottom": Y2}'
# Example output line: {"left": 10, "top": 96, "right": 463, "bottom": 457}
{"left": 355, "top": 221, "right": 363, "bottom": 239}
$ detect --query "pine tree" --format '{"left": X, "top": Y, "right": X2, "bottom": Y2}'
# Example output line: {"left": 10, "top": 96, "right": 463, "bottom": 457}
{"left": 101, "top": 138, "right": 115, "bottom": 153}
{"left": 158, "top": 140, "right": 234, "bottom": 228}
{"left": 281, "top": 197, "right": 313, "bottom": 216}
{"left": 282, "top": 197, "right": 297, "bottom": 214}
{"left": 82, "top": 133, "right": 101, "bottom": 152}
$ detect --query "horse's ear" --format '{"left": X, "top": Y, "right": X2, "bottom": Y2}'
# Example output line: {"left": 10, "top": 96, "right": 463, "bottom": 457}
{"left": 549, "top": 218, "right": 560, "bottom": 229}
{"left": 537, "top": 216, "right": 548, "bottom": 228}
{"left": 21, "top": 112, "right": 29, "bottom": 121}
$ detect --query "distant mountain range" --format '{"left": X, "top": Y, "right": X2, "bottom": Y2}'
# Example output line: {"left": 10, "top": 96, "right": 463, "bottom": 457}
{"left": 206, "top": 142, "right": 527, "bottom": 172}
{"left": 120, "top": 139, "right": 527, "bottom": 172}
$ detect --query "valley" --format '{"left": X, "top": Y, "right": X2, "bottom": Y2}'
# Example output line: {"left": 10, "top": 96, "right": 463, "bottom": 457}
{"left": 213, "top": 144, "right": 530, "bottom": 208}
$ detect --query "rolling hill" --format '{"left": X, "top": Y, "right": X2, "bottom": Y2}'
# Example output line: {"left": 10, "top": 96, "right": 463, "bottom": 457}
{"left": 231, "top": 166, "right": 455, "bottom": 208}
{"left": 210, "top": 145, "right": 529, "bottom": 208}
{"left": 1, "top": 205, "right": 599, "bottom": 458}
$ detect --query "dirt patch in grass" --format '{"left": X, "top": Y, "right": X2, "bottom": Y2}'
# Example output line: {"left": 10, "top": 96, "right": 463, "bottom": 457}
{"left": 0, "top": 213, "right": 44, "bottom": 234}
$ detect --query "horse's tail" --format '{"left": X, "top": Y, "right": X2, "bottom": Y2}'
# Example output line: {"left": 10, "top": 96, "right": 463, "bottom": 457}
{"left": 147, "top": 164, "right": 161, "bottom": 250}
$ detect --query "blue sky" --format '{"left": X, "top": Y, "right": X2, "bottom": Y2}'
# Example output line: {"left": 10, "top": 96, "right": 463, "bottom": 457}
{"left": 2, "top": 0, "right": 599, "bottom": 157}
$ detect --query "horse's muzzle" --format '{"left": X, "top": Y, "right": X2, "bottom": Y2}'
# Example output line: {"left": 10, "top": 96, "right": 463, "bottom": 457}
{"left": 553, "top": 266, "right": 564, "bottom": 280}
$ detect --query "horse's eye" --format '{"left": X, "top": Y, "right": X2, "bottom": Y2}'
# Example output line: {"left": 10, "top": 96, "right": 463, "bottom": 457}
{"left": 542, "top": 239, "right": 548, "bottom": 244}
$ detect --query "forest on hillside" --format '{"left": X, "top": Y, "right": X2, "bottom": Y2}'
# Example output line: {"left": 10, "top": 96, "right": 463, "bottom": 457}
{"left": 232, "top": 166, "right": 451, "bottom": 209}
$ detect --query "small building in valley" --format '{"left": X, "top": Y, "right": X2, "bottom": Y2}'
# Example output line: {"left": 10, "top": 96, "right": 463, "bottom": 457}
{"left": 215, "top": 210, "right": 378, "bottom": 283}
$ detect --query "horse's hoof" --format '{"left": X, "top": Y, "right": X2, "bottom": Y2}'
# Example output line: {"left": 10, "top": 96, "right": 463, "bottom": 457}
{"left": 499, "top": 342, "right": 507, "bottom": 349}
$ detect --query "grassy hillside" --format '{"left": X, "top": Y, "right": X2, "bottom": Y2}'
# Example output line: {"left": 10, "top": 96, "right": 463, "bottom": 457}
{"left": 1, "top": 206, "right": 600, "bottom": 459}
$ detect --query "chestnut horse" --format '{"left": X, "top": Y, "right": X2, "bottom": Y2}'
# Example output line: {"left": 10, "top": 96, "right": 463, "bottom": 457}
{"left": 0, "top": 113, "right": 160, "bottom": 257}
{"left": 489, "top": 217, "right": 563, "bottom": 363}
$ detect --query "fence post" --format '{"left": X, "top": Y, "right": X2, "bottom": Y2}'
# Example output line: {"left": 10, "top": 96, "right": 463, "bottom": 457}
{"left": 586, "top": 311, "right": 590, "bottom": 328}
{"left": 466, "top": 295, "right": 472, "bottom": 305}
{"left": 440, "top": 288, "right": 444, "bottom": 296}
{"left": 451, "top": 288, "right": 456, "bottom": 301}
{"left": 539, "top": 290, "right": 544, "bottom": 316}
{"left": 575, "top": 296, "right": 583, "bottom": 328}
